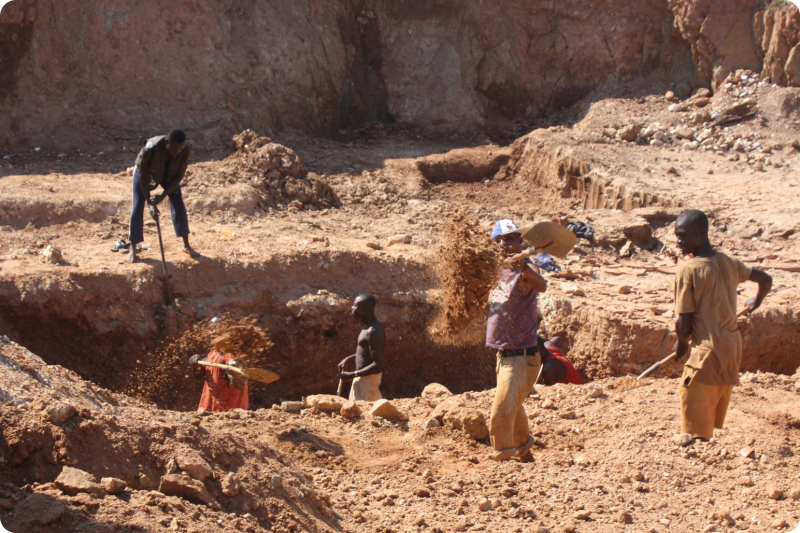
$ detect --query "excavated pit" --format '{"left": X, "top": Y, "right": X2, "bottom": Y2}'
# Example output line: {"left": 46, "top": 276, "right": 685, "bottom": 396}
{"left": 2, "top": 246, "right": 798, "bottom": 412}
{"left": 0, "top": 253, "right": 501, "bottom": 411}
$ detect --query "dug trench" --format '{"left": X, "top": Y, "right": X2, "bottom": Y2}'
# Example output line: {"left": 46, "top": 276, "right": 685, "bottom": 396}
{"left": 1, "top": 239, "right": 797, "bottom": 414}
{"left": 1, "top": 131, "right": 799, "bottom": 413}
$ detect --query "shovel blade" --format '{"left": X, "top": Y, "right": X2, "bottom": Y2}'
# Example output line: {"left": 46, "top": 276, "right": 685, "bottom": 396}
{"left": 521, "top": 222, "right": 578, "bottom": 259}
{"left": 243, "top": 367, "right": 280, "bottom": 385}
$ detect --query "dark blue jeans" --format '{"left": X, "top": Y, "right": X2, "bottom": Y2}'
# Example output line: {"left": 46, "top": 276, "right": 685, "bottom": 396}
{"left": 128, "top": 166, "right": 190, "bottom": 245}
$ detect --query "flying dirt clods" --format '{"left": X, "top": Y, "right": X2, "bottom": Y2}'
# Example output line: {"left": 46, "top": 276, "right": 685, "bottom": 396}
{"left": 431, "top": 214, "right": 499, "bottom": 337}
{"left": 125, "top": 315, "right": 273, "bottom": 411}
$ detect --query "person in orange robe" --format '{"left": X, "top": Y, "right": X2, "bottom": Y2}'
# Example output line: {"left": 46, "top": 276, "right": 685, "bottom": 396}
{"left": 189, "top": 350, "right": 248, "bottom": 412}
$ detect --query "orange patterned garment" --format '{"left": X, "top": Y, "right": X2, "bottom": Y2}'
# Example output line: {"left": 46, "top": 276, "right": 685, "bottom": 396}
{"left": 197, "top": 350, "right": 249, "bottom": 412}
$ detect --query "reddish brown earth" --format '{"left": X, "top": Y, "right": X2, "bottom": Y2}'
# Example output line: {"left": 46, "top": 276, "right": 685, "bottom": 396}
{"left": 1, "top": 1, "right": 800, "bottom": 532}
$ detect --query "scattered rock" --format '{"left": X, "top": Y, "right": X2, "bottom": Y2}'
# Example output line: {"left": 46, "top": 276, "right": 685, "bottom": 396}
{"left": 586, "top": 386, "right": 603, "bottom": 399}
{"left": 618, "top": 285, "right": 631, "bottom": 295}
{"left": 767, "top": 487, "right": 784, "bottom": 500}
{"left": 270, "top": 476, "right": 284, "bottom": 489}
{"left": 221, "top": 473, "right": 241, "bottom": 497}
{"left": 176, "top": 456, "right": 213, "bottom": 482}
{"left": 159, "top": 474, "right": 217, "bottom": 507}
{"left": 787, "top": 488, "right": 800, "bottom": 501}
{"left": 674, "top": 433, "right": 694, "bottom": 447}
{"left": 54, "top": 466, "right": 104, "bottom": 497}
{"left": 166, "top": 458, "right": 179, "bottom": 474}
{"left": 41, "top": 244, "right": 63, "bottom": 264}
{"left": 674, "top": 127, "right": 695, "bottom": 140}
{"left": 386, "top": 234, "right": 412, "bottom": 247}
{"left": 541, "top": 399, "right": 557, "bottom": 410}
{"left": 558, "top": 410, "right": 577, "bottom": 420}
{"left": 365, "top": 242, "right": 382, "bottom": 250}
{"left": 340, "top": 400, "right": 362, "bottom": 419}
{"left": 281, "top": 401, "right": 303, "bottom": 412}
{"left": 615, "top": 511, "right": 633, "bottom": 524}
{"left": 138, "top": 473, "right": 155, "bottom": 490}
{"left": 617, "top": 124, "right": 642, "bottom": 142}
{"left": 423, "top": 417, "right": 442, "bottom": 429}
{"left": 413, "top": 486, "right": 431, "bottom": 498}
{"left": 574, "top": 510, "right": 591, "bottom": 520}
{"left": 44, "top": 403, "right": 77, "bottom": 425}
{"left": 304, "top": 394, "right": 345, "bottom": 412}
{"left": 421, "top": 383, "right": 453, "bottom": 407}
{"left": 429, "top": 397, "right": 465, "bottom": 422}
{"left": 100, "top": 477, "right": 127, "bottom": 495}
{"left": 442, "top": 407, "right": 489, "bottom": 440}
{"left": 618, "top": 241, "right": 634, "bottom": 257}
{"left": 560, "top": 282, "right": 585, "bottom": 297}
{"left": 665, "top": 91, "right": 678, "bottom": 102}
{"left": 478, "top": 498, "right": 493, "bottom": 512}
{"left": 370, "top": 399, "right": 409, "bottom": 421}
{"left": 11, "top": 493, "right": 65, "bottom": 527}
{"left": 738, "top": 447, "right": 755, "bottom": 459}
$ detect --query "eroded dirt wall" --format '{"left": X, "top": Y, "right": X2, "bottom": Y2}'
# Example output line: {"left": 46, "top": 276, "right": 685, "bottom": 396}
{"left": 0, "top": 0, "right": 690, "bottom": 150}
{"left": 0, "top": 252, "right": 497, "bottom": 410}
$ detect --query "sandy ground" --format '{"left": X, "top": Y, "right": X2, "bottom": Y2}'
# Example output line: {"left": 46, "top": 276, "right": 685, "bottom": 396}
{"left": 1, "top": 75, "right": 799, "bottom": 532}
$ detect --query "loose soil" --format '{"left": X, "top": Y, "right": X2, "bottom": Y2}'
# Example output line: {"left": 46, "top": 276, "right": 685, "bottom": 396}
{"left": 1, "top": 45, "right": 800, "bottom": 533}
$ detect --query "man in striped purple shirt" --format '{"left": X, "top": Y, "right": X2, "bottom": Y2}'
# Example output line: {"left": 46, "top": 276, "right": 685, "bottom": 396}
{"left": 486, "top": 220, "right": 547, "bottom": 462}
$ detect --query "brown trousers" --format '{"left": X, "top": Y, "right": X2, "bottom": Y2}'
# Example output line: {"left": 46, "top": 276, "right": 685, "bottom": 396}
{"left": 489, "top": 353, "right": 541, "bottom": 454}
{"left": 679, "top": 369, "right": 733, "bottom": 440}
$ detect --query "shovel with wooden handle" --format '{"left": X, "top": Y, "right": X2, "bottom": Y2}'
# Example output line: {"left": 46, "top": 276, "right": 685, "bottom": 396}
{"left": 636, "top": 307, "right": 751, "bottom": 380}
{"left": 197, "top": 361, "right": 280, "bottom": 385}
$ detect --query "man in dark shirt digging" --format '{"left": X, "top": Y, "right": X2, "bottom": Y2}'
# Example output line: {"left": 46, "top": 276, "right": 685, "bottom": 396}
{"left": 337, "top": 294, "right": 385, "bottom": 401}
{"left": 126, "top": 129, "right": 199, "bottom": 264}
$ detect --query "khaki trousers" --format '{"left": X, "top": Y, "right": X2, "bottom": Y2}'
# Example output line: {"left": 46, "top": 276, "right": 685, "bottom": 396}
{"left": 679, "top": 369, "right": 733, "bottom": 440}
{"left": 349, "top": 373, "right": 383, "bottom": 402}
{"left": 489, "top": 353, "right": 541, "bottom": 453}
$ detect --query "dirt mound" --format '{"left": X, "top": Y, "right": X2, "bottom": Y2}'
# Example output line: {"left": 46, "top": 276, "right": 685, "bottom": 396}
{"left": 430, "top": 215, "right": 498, "bottom": 337}
{"left": 0, "top": 341, "right": 336, "bottom": 533}
{"left": 187, "top": 131, "right": 340, "bottom": 212}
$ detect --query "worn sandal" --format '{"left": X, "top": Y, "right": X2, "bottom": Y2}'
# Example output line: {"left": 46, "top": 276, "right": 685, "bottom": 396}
{"left": 110, "top": 238, "right": 130, "bottom": 252}
{"left": 489, "top": 447, "right": 518, "bottom": 462}
{"left": 516, "top": 435, "right": 535, "bottom": 457}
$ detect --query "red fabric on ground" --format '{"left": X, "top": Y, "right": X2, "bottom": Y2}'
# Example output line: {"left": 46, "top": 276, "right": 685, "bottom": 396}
{"left": 547, "top": 346, "right": 583, "bottom": 385}
{"left": 198, "top": 350, "right": 249, "bottom": 412}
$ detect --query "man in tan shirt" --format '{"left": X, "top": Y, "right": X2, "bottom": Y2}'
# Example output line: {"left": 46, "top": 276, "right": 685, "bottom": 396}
{"left": 673, "top": 210, "right": 772, "bottom": 442}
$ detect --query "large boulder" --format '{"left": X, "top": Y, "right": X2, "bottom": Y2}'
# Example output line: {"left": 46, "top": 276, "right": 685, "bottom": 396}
{"left": 304, "top": 394, "right": 345, "bottom": 412}
{"left": 443, "top": 408, "right": 489, "bottom": 440}
{"left": 54, "top": 467, "right": 104, "bottom": 497}
{"left": 421, "top": 383, "right": 453, "bottom": 407}
{"left": 370, "top": 399, "right": 409, "bottom": 422}
{"left": 159, "top": 474, "right": 217, "bottom": 507}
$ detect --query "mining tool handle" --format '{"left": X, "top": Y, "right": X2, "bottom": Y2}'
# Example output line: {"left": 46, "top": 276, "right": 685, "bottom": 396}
{"left": 636, "top": 307, "right": 751, "bottom": 381}
{"left": 196, "top": 361, "right": 280, "bottom": 385}
{"left": 337, "top": 379, "right": 344, "bottom": 398}
{"left": 197, "top": 360, "right": 247, "bottom": 375}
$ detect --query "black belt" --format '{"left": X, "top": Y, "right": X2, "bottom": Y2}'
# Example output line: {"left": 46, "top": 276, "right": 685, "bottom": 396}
{"left": 499, "top": 347, "right": 537, "bottom": 358}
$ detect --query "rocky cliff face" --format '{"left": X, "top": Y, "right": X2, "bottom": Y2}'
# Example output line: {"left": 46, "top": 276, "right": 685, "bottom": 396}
{"left": 669, "top": 0, "right": 800, "bottom": 89}
{"left": 0, "top": 0, "right": 689, "bottom": 149}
